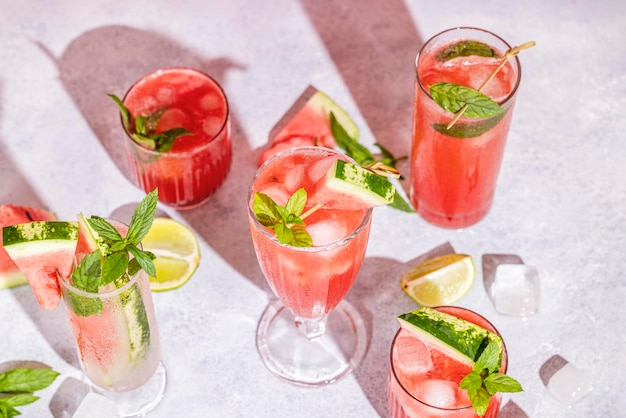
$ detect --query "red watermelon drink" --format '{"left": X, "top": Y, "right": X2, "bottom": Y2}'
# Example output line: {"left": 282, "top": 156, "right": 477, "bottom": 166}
{"left": 121, "top": 67, "right": 231, "bottom": 209}
{"left": 388, "top": 307, "right": 511, "bottom": 417}
{"left": 409, "top": 27, "right": 522, "bottom": 228}
{"left": 248, "top": 146, "right": 394, "bottom": 386}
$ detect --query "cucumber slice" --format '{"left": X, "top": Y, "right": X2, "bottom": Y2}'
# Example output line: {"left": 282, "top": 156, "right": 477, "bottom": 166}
{"left": 398, "top": 307, "right": 503, "bottom": 367}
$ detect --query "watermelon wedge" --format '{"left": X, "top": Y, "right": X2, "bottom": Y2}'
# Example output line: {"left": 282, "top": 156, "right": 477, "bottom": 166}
{"left": 2, "top": 221, "right": 79, "bottom": 309}
{"left": 259, "top": 86, "right": 359, "bottom": 166}
{"left": 310, "top": 159, "right": 395, "bottom": 210}
{"left": 0, "top": 205, "right": 56, "bottom": 289}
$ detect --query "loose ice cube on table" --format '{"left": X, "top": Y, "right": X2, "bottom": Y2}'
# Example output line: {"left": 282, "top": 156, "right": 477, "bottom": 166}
{"left": 547, "top": 362, "right": 593, "bottom": 405}
{"left": 489, "top": 264, "right": 540, "bottom": 316}
{"left": 73, "top": 393, "right": 121, "bottom": 418}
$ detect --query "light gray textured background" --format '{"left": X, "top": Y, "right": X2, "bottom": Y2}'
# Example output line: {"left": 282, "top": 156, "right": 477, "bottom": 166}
{"left": 1, "top": 0, "right": 625, "bottom": 417}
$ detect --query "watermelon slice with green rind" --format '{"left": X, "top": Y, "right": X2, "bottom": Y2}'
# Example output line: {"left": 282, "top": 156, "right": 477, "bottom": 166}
{"left": 398, "top": 307, "right": 503, "bottom": 368}
{"left": 2, "top": 221, "right": 79, "bottom": 309}
{"left": 310, "top": 159, "right": 395, "bottom": 210}
{"left": 0, "top": 205, "right": 56, "bottom": 289}
{"left": 259, "top": 86, "right": 359, "bottom": 166}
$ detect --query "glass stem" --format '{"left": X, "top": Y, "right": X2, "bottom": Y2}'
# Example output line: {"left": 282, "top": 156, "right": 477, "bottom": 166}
{"left": 295, "top": 315, "right": 327, "bottom": 341}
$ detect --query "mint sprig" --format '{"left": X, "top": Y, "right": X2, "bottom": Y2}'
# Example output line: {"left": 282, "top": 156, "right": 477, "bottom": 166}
{"left": 253, "top": 188, "right": 314, "bottom": 247}
{"left": 69, "top": 189, "right": 158, "bottom": 316}
{"left": 459, "top": 340, "right": 523, "bottom": 416}
{"left": 430, "top": 82, "right": 504, "bottom": 119}
{"left": 329, "top": 112, "right": 414, "bottom": 213}
{"left": 107, "top": 93, "right": 192, "bottom": 152}
{"left": 0, "top": 367, "right": 59, "bottom": 418}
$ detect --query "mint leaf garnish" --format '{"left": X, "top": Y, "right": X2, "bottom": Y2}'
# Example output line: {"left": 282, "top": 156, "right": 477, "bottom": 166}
{"left": 459, "top": 340, "right": 523, "bottom": 416}
{"left": 430, "top": 82, "right": 504, "bottom": 119}
{"left": 436, "top": 40, "right": 497, "bottom": 62}
{"left": 0, "top": 368, "right": 59, "bottom": 393}
{"left": 253, "top": 188, "right": 313, "bottom": 247}
{"left": 433, "top": 111, "right": 506, "bottom": 138}
{"left": 329, "top": 112, "right": 414, "bottom": 213}
{"left": 70, "top": 189, "right": 159, "bottom": 316}
{"left": 107, "top": 93, "right": 192, "bottom": 152}
{"left": 0, "top": 367, "right": 59, "bottom": 417}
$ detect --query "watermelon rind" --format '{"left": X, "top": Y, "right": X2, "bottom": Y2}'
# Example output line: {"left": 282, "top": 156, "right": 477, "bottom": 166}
{"left": 307, "top": 90, "right": 359, "bottom": 141}
{"left": 0, "top": 270, "right": 29, "bottom": 289}
{"left": 325, "top": 160, "right": 395, "bottom": 207}
{"left": 3, "top": 221, "right": 79, "bottom": 248}
{"left": 2, "top": 221, "right": 79, "bottom": 309}
{"left": 0, "top": 204, "right": 57, "bottom": 289}
{"left": 398, "top": 307, "right": 503, "bottom": 368}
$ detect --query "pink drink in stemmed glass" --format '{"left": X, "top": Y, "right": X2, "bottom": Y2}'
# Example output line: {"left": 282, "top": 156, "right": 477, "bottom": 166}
{"left": 248, "top": 146, "right": 372, "bottom": 386}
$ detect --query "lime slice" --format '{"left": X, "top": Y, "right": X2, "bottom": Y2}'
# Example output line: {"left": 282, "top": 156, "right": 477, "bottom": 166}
{"left": 141, "top": 218, "right": 200, "bottom": 291}
{"left": 401, "top": 254, "right": 475, "bottom": 307}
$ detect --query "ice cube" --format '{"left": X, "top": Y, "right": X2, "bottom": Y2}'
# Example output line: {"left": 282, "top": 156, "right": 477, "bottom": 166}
{"left": 158, "top": 108, "right": 190, "bottom": 131}
{"left": 202, "top": 115, "right": 225, "bottom": 137}
{"left": 418, "top": 379, "right": 458, "bottom": 408}
{"left": 308, "top": 156, "right": 338, "bottom": 184}
{"left": 547, "top": 362, "right": 593, "bottom": 405}
{"left": 306, "top": 216, "right": 348, "bottom": 246}
{"left": 257, "top": 182, "right": 290, "bottom": 206}
{"left": 73, "top": 392, "right": 120, "bottom": 418}
{"left": 489, "top": 264, "right": 540, "bottom": 316}
{"left": 199, "top": 91, "right": 224, "bottom": 111}
{"left": 394, "top": 334, "right": 432, "bottom": 375}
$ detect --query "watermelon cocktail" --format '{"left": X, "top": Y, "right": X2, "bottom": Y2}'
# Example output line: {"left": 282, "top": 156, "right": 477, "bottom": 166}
{"left": 59, "top": 217, "right": 164, "bottom": 416}
{"left": 121, "top": 67, "right": 231, "bottom": 209}
{"left": 2, "top": 191, "right": 166, "bottom": 417}
{"left": 409, "top": 27, "right": 521, "bottom": 228}
{"left": 388, "top": 307, "right": 509, "bottom": 418}
{"left": 249, "top": 146, "right": 394, "bottom": 386}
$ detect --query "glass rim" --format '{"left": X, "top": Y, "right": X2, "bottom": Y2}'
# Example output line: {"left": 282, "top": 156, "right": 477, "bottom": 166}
{"left": 247, "top": 146, "right": 373, "bottom": 253}
{"left": 389, "top": 305, "right": 508, "bottom": 412}
{"left": 121, "top": 66, "right": 230, "bottom": 156}
{"left": 415, "top": 26, "right": 522, "bottom": 108}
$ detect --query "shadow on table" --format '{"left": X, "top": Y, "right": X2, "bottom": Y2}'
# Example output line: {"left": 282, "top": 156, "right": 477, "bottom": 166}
{"left": 36, "top": 24, "right": 269, "bottom": 293}
{"left": 301, "top": 0, "right": 423, "bottom": 414}
{"left": 300, "top": 0, "right": 422, "bottom": 193}
{"left": 348, "top": 242, "right": 455, "bottom": 416}
{"left": 0, "top": 81, "right": 78, "bottom": 370}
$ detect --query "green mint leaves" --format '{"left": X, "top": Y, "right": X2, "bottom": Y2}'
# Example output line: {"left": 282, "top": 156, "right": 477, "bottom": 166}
{"left": 0, "top": 368, "right": 59, "bottom": 418}
{"left": 329, "top": 112, "right": 414, "bottom": 213}
{"left": 107, "top": 93, "right": 192, "bottom": 152}
{"left": 436, "top": 40, "right": 497, "bottom": 62}
{"left": 69, "top": 189, "right": 158, "bottom": 317}
{"left": 430, "top": 82, "right": 504, "bottom": 119}
{"left": 460, "top": 340, "right": 523, "bottom": 416}
{"left": 253, "top": 188, "right": 313, "bottom": 247}
{"left": 428, "top": 39, "right": 507, "bottom": 136}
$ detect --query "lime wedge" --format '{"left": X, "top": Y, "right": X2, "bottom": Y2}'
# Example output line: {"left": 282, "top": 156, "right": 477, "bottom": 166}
{"left": 401, "top": 254, "right": 475, "bottom": 307}
{"left": 141, "top": 218, "right": 200, "bottom": 291}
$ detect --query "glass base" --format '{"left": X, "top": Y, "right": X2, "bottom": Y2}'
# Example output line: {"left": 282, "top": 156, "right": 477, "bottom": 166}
{"left": 88, "top": 361, "right": 167, "bottom": 417}
{"left": 256, "top": 299, "right": 367, "bottom": 387}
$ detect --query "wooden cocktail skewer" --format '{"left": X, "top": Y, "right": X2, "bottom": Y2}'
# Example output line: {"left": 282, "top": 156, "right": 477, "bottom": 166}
{"left": 447, "top": 41, "right": 536, "bottom": 130}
